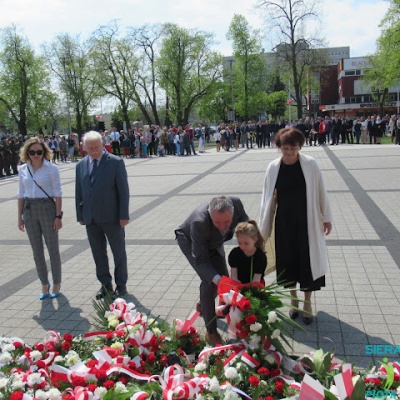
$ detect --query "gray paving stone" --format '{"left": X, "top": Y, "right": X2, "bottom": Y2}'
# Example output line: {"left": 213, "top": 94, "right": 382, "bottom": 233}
{"left": 0, "top": 144, "right": 399, "bottom": 369}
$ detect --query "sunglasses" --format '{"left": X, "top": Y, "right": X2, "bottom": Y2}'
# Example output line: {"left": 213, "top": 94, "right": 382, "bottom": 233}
{"left": 28, "top": 150, "right": 43, "bottom": 156}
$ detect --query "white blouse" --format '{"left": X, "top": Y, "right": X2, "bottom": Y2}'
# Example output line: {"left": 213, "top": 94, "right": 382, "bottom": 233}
{"left": 17, "top": 160, "right": 62, "bottom": 199}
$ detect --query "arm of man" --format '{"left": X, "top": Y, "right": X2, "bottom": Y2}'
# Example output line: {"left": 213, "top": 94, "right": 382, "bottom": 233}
{"left": 115, "top": 159, "right": 130, "bottom": 222}
{"left": 75, "top": 163, "right": 84, "bottom": 224}
{"left": 190, "top": 219, "right": 222, "bottom": 283}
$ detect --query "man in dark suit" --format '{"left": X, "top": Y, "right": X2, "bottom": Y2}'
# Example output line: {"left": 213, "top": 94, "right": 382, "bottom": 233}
{"left": 75, "top": 131, "right": 130, "bottom": 299}
{"left": 175, "top": 196, "right": 249, "bottom": 346}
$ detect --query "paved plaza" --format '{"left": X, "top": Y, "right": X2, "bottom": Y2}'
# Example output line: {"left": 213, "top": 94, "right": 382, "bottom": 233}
{"left": 0, "top": 143, "right": 399, "bottom": 369}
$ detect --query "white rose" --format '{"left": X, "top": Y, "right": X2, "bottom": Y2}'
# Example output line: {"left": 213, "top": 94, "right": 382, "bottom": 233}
{"left": 249, "top": 334, "right": 261, "bottom": 346}
{"left": 267, "top": 311, "right": 278, "bottom": 324}
{"left": 46, "top": 388, "right": 62, "bottom": 400}
{"left": 152, "top": 328, "right": 162, "bottom": 336}
{"left": 114, "top": 382, "right": 128, "bottom": 393}
{"left": 224, "top": 367, "right": 238, "bottom": 380}
{"left": 194, "top": 361, "right": 207, "bottom": 372}
{"left": 27, "top": 372, "right": 43, "bottom": 386}
{"left": 35, "top": 390, "right": 48, "bottom": 400}
{"left": 250, "top": 322, "right": 262, "bottom": 332}
{"left": 94, "top": 387, "right": 108, "bottom": 399}
{"left": 209, "top": 376, "right": 221, "bottom": 392}
{"left": 271, "top": 329, "right": 281, "bottom": 339}
{"left": 0, "top": 352, "right": 12, "bottom": 364}
{"left": 30, "top": 350, "right": 43, "bottom": 362}
{"left": 0, "top": 378, "right": 8, "bottom": 389}
{"left": 3, "top": 344, "right": 15, "bottom": 352}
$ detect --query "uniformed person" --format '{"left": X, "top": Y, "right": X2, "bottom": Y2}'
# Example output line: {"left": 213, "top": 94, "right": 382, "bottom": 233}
{"left": 0, "top": 136, "right": 5, "bottom": 177}
{"left": 9, "top": 135, "right": 22, "bottom": 174}
{"left": 1, "top": 137, "right": 11, "bottom": 176}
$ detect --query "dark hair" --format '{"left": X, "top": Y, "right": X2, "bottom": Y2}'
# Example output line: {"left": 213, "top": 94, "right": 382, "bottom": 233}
{"left": 275, "top": 127, "right": 305, "bottom": 149}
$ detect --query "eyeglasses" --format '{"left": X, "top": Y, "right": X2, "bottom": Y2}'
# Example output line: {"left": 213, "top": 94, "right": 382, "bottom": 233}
{"left": 28, "top": 150, "right": 43, "bottom": 156}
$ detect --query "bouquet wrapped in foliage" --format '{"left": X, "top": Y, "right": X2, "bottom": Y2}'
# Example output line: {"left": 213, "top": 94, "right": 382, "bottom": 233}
{"left": 0, "top": 289, "right": 399, "bottom": 399}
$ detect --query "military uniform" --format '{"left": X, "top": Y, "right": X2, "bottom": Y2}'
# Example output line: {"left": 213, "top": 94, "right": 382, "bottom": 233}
{"left": 0, "top": 138, "right": 5, "bottom": 177}
{"left": 1, "top": 138, "right": 12, "bottom": 176}
{"left": 9, "top": 136, "right": 22, "bottom": 174}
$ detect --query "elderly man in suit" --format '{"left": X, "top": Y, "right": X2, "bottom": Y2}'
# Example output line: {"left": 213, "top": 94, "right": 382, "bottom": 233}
{"left": 76, "top": 131, "right": 130, "bottom": 299}
{"left": 175, "top": 196, "right": 249, "bottom": 346}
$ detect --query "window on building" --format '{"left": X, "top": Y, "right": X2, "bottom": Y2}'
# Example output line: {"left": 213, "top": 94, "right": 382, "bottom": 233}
{"left": 345, "top": 70, "right": 355, "bottom": 76}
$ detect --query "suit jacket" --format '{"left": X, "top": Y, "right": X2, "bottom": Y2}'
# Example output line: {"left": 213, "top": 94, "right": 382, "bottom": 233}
{"left": 176, "top": 197, "right": 249, "bottom": 282}
{"left": 75, "top": 152, "right": 130, "bottom": 225}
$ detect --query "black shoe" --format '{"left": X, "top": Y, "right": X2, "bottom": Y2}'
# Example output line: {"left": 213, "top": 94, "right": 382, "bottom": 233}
{"left": 302, "top": 315, "right": 313, "bottom": 325}
{"left": 289, "top": 310, "right": 299, "bottom": 320}
{"left": 96, "top": 286, "right": 113, "bottom": 300}
{"left": 113, "top": 286, "right": 127, "bottom": 298}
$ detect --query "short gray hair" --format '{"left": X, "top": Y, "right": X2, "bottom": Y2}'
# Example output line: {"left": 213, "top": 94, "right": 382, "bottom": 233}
{"left": 83, "top": 131, "right": 102, "bottom": 145}
{"left": 208, "top": 196, "right": 234, "bottom": 215}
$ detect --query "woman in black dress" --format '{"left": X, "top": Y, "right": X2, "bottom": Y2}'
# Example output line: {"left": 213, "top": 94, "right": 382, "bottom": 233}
{"left": 259, "top": 128, "right": 332, "bottom": 325}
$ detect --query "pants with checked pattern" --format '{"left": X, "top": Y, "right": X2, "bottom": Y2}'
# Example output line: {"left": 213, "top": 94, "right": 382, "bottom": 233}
{"left": 23, "top": 198, "right": 62, "bottom": 285}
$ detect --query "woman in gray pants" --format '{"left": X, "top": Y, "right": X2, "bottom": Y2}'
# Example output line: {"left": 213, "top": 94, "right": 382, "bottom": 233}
{"left": 17, "top": 137, "right": 63, "bottom": 299}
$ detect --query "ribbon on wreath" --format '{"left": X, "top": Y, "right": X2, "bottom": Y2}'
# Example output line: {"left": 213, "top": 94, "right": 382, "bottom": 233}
{"left": 174, "top": 310, "right": 200, "bottom": 334}
{"left": 126, "top": 325, "right": 156, "bottom": 355}
{"left": 149, "top": 364, "right": 209, "bottom": 400}
{"left": 64, "top": 386, "right": 94, "bottom": 400}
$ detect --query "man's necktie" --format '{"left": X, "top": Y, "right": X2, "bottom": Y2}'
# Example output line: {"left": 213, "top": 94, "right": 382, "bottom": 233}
{"left": 90, "top": 159, "right": 98, "bottom": 181}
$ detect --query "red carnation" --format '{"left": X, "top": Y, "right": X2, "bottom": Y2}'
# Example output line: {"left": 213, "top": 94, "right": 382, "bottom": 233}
{"left": 61, "top": 341, "right": 71, "bottom": 351}
{"left": 62, "top": 394, "right": 75, "bottom": 400}
{"left": 257, "top": 367, "right": 270, "bottom": 376}
{"left": 63, "top": 334, "right": 73, "bottom": 342}
{"left": 118, "top": 376, "right": 128, "bottom": 385}
{"left": 248, "top": 375, "right": 260, "bottom": 387}
{"left": 87, "top": 383, "right": 98, "bottom": 392}
{"left": 71, "top": 375, "right": 86, "bottom": 387}
{"left": 34, "top": 343, "right": 44, "bottom": 351}
{"left": 37, "top": 360, "right": 46, "bottom": 369}
{"left": 103, "top": 380, "right": 115, "bottom": 390}
{"left": 13, "top": 341, "right": 24, "bottom": 348}
{"left": 9, "top": 392, "right": 24, "bottom": 400}
{"left": 275, "top": 380, "right": 285, "bottom": 393}
{"left": 245, "top": 314, "right": 258, "bottom": 325}
{"left": 95, "top": 370, "right": 107, "bottom": 381}
{"left": 146, "top": 352, "right": 157, "bottom": 365}
{"left": 115, "top": 330, "right": 125, "bottom": 337}
{"left": 103, "top": 346, "right": 122, "bottom": 358}
{"left": 271, "top": 368, "right": 281, "bottom": 377}
{"left": 265, "top": 396, "right": 275, "bottom": 400}
{"left": 240, "top": 299, "right": 251, "bottom": 311}
{"left": 160, "top": 355, "right": 168, "bottom": 367}
{"left": 36, "top": 381, "right": 47, "bottom": 390}
{"left": 105, "top": 332, "right": 114, "bottom": 340}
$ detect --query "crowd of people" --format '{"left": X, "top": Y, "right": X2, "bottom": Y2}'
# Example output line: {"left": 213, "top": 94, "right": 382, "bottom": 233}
{"left": 2, "top": 112, "right": 399, "bottom": 177}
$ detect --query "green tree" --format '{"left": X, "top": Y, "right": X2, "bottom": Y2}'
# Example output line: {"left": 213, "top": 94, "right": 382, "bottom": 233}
{"left": 198, "top": 81, "right": 232, "bottom": 123}
{"left": 157, "top": 23, "right": 223, "bottom": 126}
{"left": 227, "top": 14, "right": 268, "bottom": 121}
{"left": 376, "top": 0, "right": 400, "bottom": 81}
{"left": 0, "top": 25, "right": 54, "bottom": 135}
{"left": 129, "top": 24, "right": 163, "bottom": 126}
{"left": 265, "top": 90, "right": 287, "bottom": 119}
{"left": 257, "top": 0, "right": 325, "bottom": 118}
{"left": 362, "top": 54, "right": 392, "bottom": 117}
{"left": 43, "top": 34, "right": 96, "bottom": 136}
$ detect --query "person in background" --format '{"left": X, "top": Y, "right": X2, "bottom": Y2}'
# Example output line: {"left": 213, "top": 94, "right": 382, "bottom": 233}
{"left": 17, "top": 137, "right": 63, "bottom": 299}
{"left": 259, "top": 128, "right": 332, "bottom": 325}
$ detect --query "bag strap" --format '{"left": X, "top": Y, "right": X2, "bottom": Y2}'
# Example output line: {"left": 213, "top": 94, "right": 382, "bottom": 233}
{"left": 27, "top": 166, "right": 55, "bottom": 203}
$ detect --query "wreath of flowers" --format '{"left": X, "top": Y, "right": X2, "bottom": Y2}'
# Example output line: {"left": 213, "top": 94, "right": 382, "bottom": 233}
{"left": 0, "top": 281, "right": 399, "bottom": 400}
